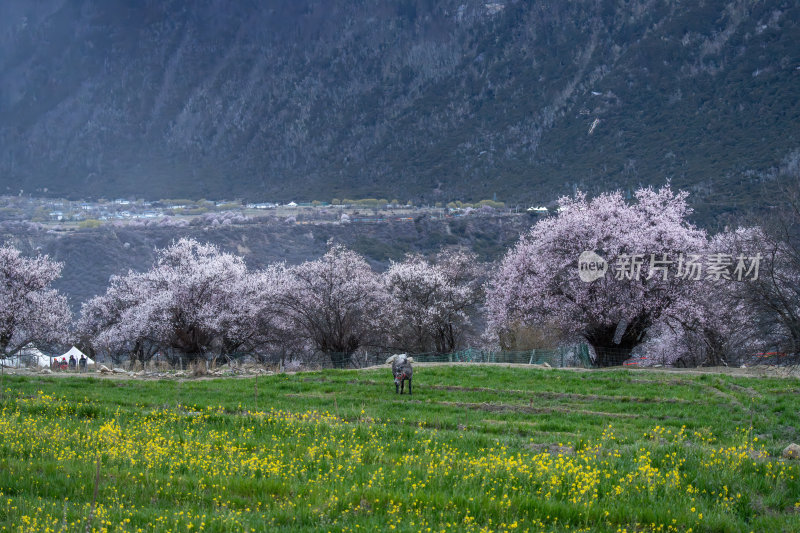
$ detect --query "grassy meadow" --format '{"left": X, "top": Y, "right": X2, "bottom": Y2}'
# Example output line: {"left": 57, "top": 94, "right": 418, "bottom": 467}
{"left": 0, "top": 365, "right": 799, "bottom": 532}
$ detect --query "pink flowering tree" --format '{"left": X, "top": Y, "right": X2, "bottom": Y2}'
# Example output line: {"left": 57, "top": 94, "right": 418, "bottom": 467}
{"left": 630, "top": 224, "right": 793, "bottom": 367}
{"left": 643, "top": 295, "right": 754, "bottom": 368}
{"left": 154, "top": 239, "right": 250, "bottom": 359}
{"left": 78, "top": 271, "right": 171, "bottom": 363}
{"left": 384, "top": 250, "right": 483, "bottom": 353}
{"left": 219, "top": 265, "right": 304, "bottom": 363}
{"left": 650, "top": 227, "right": 767, "bottom": 366}
{"left": 79, "top": 239, "right": 250, "bottom": 363}
{"left": 279, "top": 245, "right": 389, "bottom": 367}
{"left": 708, "top": 226, "right": 800, "bottom": 356}
{"left": 0, "top": 245, "right": 72, "bottom": 356}
{"left": 486, "top": 186, "right": 706, "bottom": 366}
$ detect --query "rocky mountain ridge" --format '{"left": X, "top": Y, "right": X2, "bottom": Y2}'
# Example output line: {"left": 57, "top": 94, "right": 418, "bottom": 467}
{"left": 1, "top": 0, "right": 798, "bottom": 220}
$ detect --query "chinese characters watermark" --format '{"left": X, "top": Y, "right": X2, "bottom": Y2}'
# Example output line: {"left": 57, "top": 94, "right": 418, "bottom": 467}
{"left": 579, "top": 252, "right": 762, "bottom": 282}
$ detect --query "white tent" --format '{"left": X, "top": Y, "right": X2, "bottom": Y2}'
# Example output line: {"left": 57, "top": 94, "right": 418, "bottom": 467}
{"left": 22, "top": 345, "right": 55, "bottom": 368}
{"left": 0, "top": 345, "right": 96, "bottom": 369}
{"left": 0, "top": 345, "right": 52, "bottom": 368}
{"left": 59, "top": 346, "right": 95, "bottom": 367}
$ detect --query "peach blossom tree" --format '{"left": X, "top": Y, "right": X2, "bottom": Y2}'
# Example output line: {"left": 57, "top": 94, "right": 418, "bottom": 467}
{"left": 486, "top": 186, "right": 706, "bottom": 366}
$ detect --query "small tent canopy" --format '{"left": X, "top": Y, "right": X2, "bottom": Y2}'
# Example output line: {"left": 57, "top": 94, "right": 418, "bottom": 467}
{"left": 0, "top": 344, "right": 52, "bottom": 368}
{"left": 0, "top": 345, "right": 96, "bottom": 368}
{"left": 59, "top": 346, "right": 95, "bottom": 367}
{"left": 22, "top": 345, "right": 55, "bottom": 368}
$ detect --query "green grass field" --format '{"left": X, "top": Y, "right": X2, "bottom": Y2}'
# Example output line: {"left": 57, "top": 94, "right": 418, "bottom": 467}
{"left": 1, "top": 365, "right": 799, "bottom": 532}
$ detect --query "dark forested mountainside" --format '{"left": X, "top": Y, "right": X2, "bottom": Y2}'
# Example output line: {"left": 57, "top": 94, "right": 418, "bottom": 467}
{"left": 1, "top": 0, "right": 798, "bottom": 220}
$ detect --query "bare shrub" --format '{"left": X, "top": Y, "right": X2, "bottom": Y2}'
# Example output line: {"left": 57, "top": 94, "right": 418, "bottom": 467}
{"left": 497, "top": 323, "right": 563, "bottom": 351}
{"left": 190, "top": 360, "right": 208, "bottom": 377}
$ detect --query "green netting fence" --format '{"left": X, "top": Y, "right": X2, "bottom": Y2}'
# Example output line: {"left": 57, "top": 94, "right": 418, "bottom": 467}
{"left": 319, "top": 344, "right": 595, "bottom": 369}
{"left": 60, "top": 345, "right": 596, "bottom": 372}
{"left": 408, "top": 345, "right": 593, "bottom": 368}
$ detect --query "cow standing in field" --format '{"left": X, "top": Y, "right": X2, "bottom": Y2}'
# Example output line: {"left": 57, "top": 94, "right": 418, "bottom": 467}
{"left": 386, "top": 354, "right": 413, "bottom": 395}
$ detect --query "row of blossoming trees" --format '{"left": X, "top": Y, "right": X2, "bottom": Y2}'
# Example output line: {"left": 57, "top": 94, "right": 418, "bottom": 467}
{"left": 2, "top": 185, "right": 798, "bottom": 367}
{"left": 53, "top": 241, "right": 483, "bottom": 368}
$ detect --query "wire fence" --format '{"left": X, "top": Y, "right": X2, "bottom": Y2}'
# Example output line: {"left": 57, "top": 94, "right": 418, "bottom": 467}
{"left": 406, "top": 346, "right": 593, "bottom": 368}
{"left": 320, "top": 345, "right": 594, "bottom": 369}
{"left": 9, "top": 344, "right": 795, "bottom": 374}
{"left": 0, "top": 345, "right": 598, "bottom": 372}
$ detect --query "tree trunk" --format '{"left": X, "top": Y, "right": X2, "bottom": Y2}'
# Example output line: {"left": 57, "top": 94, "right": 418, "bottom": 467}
{"left": 591, "top": 344, "right": 634, "bottom": 367}
{"left": 586, "top": 317, "right": 649, "bottom": 367}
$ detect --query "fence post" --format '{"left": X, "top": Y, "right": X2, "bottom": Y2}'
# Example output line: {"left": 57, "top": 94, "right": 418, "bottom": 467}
{"left": 580, "top": 344, "right": 592, "bottom": 368}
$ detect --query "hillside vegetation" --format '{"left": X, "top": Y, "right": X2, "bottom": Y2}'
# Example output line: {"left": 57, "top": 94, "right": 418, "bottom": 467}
{"left": 1, "top": 0, "right": 798, "bottom": 220}
{"left": 4, "top": 215, "right": 529, "bottom": 310}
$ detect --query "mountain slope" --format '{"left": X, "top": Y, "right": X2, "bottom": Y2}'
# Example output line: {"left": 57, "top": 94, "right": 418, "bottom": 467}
{"left": 1, "top": 0, "right": 798, "bottom": 218}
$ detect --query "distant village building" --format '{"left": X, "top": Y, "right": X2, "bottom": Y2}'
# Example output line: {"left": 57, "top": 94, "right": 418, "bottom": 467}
{"left": 527, "top": 206, "right": 549, "bottom": 215}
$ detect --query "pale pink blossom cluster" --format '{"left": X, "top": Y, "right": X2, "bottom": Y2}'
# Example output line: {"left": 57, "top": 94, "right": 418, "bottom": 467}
{"left": 76, "top": 240, "right": 486, "bottom": 366}
{"left": 384, "top": 250, "right": 483, "bottom": 353}
{"left": 486, "top": 186, "right": 707, "bottom": 366}
{"left": 78, "top": 239, "right": 322, "bottom": 365}
{"left": 193, "top": 211, "right": 251, "bottom": 226}
{"left": 276, "top": 245, "right": 389, "bottom": 367}
{"left": 0, "top": 245, "right": 71, "bottom": 356}
{"left": 78, "top": 239, "right": 250, "bottom": 362}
